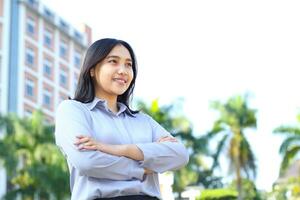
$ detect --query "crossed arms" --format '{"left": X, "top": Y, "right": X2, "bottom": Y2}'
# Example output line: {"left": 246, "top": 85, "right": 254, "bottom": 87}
{"left": 55, "top": 101, "right": 189, "bottom": 181}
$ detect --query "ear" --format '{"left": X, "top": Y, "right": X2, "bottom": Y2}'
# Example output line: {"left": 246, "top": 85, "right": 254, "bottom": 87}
{"left": 90, "top": 68, "right": 95, "bottom": 77}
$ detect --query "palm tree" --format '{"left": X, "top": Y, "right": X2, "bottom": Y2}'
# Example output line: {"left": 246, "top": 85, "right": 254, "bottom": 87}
{"left": 0, "top": 111, "right": 69, "bottom": 200}
{"left": 208, "top": 94, "right": 257, "bottom": 200}
{"left": 273, "top": 113, "right": 300, "bottom": 176}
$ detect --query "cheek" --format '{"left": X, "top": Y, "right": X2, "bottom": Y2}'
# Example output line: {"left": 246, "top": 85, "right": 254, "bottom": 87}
{"left": 128, "top": 70, "right": 134, "bottom": 82}
{"left": 95, "top": 72, "right": 110, "bottom": 87}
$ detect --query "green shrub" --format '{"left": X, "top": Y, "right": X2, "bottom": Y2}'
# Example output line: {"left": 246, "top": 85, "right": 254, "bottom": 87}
{"left": 198, "top": 189, "right": 238, "bottom": 200}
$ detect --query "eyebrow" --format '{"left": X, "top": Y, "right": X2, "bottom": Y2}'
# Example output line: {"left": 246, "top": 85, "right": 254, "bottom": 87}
{"left": 106, "top": 55, "right": 132, "bottom": 62}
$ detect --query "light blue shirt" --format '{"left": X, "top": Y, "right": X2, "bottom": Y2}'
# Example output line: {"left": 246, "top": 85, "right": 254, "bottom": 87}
{"left": 55, "top": 97, "right": 189, "bottom": 200}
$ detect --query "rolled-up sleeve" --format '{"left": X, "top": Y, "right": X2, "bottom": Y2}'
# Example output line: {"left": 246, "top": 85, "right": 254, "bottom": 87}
{"left": 136, "top": 115, "right": 189, "bottom": 173}
{"left": 55, "top": 100, "right": 144, "bottom": 181}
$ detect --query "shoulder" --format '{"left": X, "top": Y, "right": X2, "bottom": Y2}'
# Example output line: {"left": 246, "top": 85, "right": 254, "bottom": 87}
{"left": 133, "top": 111, "right": 156, "bottom": 123}
{"left": 56, "top": 100, "right": 90, "bottom": 118}
{"left": 134, "top": 112, "right": 167, "bottom": 133}
{"left": 134, "top": 111, "right": 150, "bottom": 119}
{"left": 57, "top": 99, "right": 84, "bottom": 111}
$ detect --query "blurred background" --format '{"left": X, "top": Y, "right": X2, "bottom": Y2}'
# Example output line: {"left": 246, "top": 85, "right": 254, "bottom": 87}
{"left": 0, "top": 0, "right": 299, "bottom": 199}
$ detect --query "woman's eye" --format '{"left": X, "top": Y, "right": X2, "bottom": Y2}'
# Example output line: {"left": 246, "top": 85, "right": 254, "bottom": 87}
{"left": 126, "top": 63, "right": 132, "bottom": 67}
{"left": 108, "top": 59, "right": 117, "bottom": 64}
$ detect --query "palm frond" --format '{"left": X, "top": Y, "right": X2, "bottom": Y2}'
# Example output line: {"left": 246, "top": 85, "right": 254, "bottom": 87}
{"left": 278, "top": 135, "right": 300, "bottom": 154}
{"left": 279, "top": 145, "right": 300, "bottom": 175}
{"left": 240, "top": 136, "right": 257, "bottom": 179}
{"left": 211, "top": 134, "right": 229, "bottom": 171}
{"left": 274, "top": 126, "right": 300, "bottom": 136}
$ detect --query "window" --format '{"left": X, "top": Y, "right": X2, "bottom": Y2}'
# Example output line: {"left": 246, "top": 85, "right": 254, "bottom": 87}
{"left": 74, "top": 30, "right": 83, "bottom": 42}
{"left": 43, "top": 88, "right": 51, "bottom": 107}
{"left": 59, "top": 19, "right": 69, "bottom": 31}
{"left": 59, "top": 68, "right": 67, "bottom": 87}
{"left": 25, "top": 78, "right": 34, "bottom": 97}
{"left": 43, "top": 58, "right": 52, "bottom": 77}
{"left": 43, "top": 7, "right": 54, "bottom": 20}
{"left": 59, "top": 40, "right": 67, "bottom": 58}
{"left": 44, "top": 28, "right": 53, "bottom": 48}
{"left": 74, "top": 50, "right": 81, "bottom": 68}
{"left": 25, "top": 48, "right": 35, "bottom": 67}
{"left": 28, "top": 0, "right": 35, "bottom": 4}
{"left": 26, "top": 16, "right": 35, "bottom": 35}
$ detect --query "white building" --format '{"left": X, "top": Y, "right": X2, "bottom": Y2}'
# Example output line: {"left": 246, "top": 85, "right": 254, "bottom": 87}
{"left": 0, "top": 0, "right": 91, "bottom": 197}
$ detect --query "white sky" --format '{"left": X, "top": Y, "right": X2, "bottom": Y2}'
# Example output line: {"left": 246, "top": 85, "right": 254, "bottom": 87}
{"left": 43, "top": 0, "right": 300, "bottom": 191}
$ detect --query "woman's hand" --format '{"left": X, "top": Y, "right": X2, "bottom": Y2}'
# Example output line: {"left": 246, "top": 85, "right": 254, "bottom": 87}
{"left": 74, "top": 135, "right": 100, "bottom": 151}
{"left": 156, "top": 136, "right": 178, "bottom": 143}
{"left": 144, "top": 168, "right": 154, "bottom": 175}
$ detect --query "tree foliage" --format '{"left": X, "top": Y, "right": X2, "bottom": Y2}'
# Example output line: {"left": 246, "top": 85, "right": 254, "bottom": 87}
{"left": 0, "top": 111, "right": 69, "bottom": 200}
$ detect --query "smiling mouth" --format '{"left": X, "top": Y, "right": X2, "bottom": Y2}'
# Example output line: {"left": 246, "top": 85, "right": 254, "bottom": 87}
{"left": 113, "top": 78, "right": 127, "bottom": 84}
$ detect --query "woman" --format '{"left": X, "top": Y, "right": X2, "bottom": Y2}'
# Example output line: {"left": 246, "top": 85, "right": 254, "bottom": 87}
{"left": 55, "top": 38, "right": 189, "bottom": 200}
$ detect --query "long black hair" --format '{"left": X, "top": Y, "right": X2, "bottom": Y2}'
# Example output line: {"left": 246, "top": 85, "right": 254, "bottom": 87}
{"left": 73, "top": 38, "right": 138, "bottom": 114}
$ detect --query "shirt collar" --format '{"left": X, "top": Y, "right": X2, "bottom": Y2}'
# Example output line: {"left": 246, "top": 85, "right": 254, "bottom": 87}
{"left": 85, "top": 97, "right": 105, "bottom": 110}
{"left": 85, "top": 97, "right": 136, "bottom": 117}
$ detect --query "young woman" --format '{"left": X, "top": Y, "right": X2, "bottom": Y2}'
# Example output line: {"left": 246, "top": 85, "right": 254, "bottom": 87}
{"left": 55, "top": 38, "right": 189, "bottom": 200}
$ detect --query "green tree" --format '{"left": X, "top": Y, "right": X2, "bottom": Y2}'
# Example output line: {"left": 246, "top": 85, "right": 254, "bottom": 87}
{"left": 207, "top": 95, "right": 257, "bottom": 200}
{"left": 273, "top": 113, "right": 300, "bottom": 175}
{"left": 229, "top": 179, "right": 262, "bottom": 200}
{"left": 0, "top": 111, "right": 69, "bottom": 200}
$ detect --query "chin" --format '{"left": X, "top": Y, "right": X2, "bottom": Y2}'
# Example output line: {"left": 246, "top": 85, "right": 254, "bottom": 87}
{"left": 114, "top": 90, "right": 127, "bottom": 96}
{"left": 114, "top": 87, "right": 129, "bottom": 95}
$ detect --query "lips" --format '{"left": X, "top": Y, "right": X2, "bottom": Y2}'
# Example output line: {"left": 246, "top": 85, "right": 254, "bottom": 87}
{"left": 113, "top": 78, "right": 127, "bottom": 84}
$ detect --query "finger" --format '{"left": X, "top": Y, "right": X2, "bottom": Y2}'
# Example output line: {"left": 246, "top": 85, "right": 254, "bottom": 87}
{"left": 159, "top": 139, "right": 175, "bottom": 143}
{"left": 167, "top": 138, "right": 178, "bottom": 142}
{"left": 75, "top": 137, "right": 91, "bottom": 145}
{"left": 159, "top": 136, "right": 173, "bottom": 141}
{"left": 145, "top": 169, "right": 154, "bottom": 174}
{"left": 76, "top": 135, "right": 86, "bottom": 139}
{"left": 166, "top": 136, "right": 177, "bottom": 141}
{"left": 76, "top": 135, "right": 91, "bottom": 141}
{"left": 84, "top": 141, "right": 94, "bottom": 146}
{"left": 144, "top": 168, "right": 150, "bottom": 174}
{"left": 167, "top": 137, "right": 177, "bottom": 142}
{"left": 158, "top": 138, "right": 168, "bottom": 143}
{"left": 159, "top": 138, "right": 178, "bottom": 143}
{"left": 157, "top": 136, "right": 169, "bottom": 142}
{"left": 159, "top": 136, "right": 168, "bottom": 140}
{"left": 81, "top": 145, "right": 97, "bottom": 150}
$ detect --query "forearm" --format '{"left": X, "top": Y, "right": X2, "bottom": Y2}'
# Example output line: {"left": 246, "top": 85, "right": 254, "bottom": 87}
{"left": 136, "top": 142, "right": 189, "bottom": 173}
{"left": 56, "top": 141, "right": 145, "bottom": 181}
{"left": 98, "top": 143, "right": 144, "bottom": 161}
{"left": 124, "top": 144, "right": 144, "bottom": 161}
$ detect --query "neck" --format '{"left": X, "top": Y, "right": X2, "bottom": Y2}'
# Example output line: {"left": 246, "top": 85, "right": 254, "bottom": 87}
{"left": 95, "top": 93, "right": 118, "bottom": 113}
{"left": 107, "top": 99, "right": 118, "bottom": 113}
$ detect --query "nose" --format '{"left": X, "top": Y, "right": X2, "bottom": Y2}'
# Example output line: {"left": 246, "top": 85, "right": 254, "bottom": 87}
{"left": 117, "top": 64, "right": 127, "bottom": 74}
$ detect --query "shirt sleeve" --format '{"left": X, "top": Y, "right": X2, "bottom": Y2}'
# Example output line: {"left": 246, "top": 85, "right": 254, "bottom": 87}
{"left": 135, "top": 114, "right": 189, "bottom": 173}
{"left": 55, "top": 100, "right": 144, "bottom": 181}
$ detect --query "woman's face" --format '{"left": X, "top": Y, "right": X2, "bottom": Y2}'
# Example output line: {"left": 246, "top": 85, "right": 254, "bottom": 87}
{"left": 90, "top": 44, "right": 134, "bottom": 100}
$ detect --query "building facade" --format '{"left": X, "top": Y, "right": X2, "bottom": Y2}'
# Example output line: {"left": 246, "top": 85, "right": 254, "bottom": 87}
{"left": 4, "top": 0, "right": 91, "bottom": 121}
{"left": 0, "top": 0, "right": 91, "bottom": 197}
